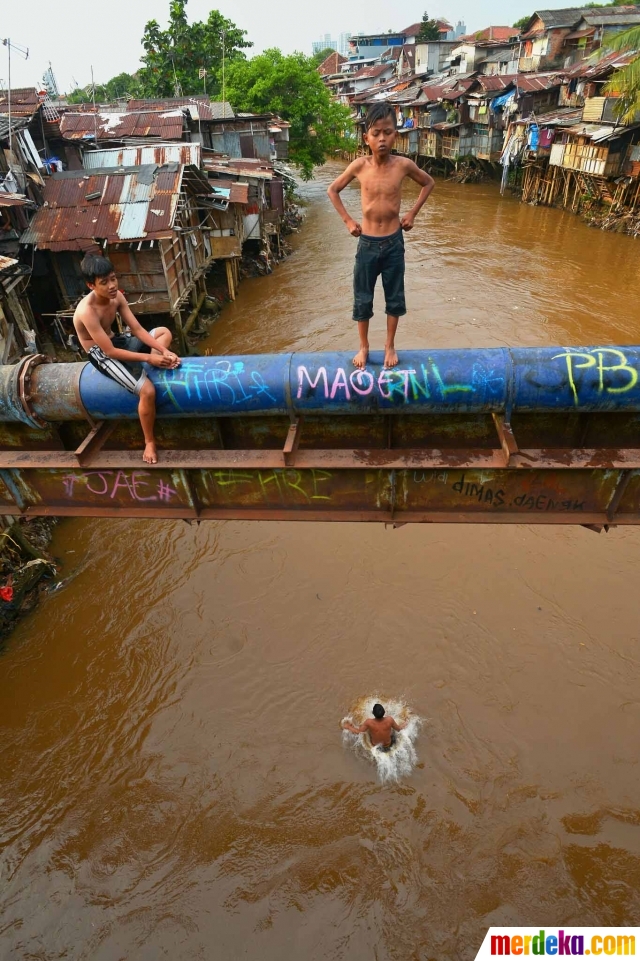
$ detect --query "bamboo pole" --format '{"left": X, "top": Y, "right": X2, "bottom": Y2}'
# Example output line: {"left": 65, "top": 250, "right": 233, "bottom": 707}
{"left": 172, "top": 308, "right": 186, "bottom": 355}
{"left": 225, "top": 260, "right": 236, "bottom": 301}
{"left": 182, "top": 291, "right": 208, "bottom": 337}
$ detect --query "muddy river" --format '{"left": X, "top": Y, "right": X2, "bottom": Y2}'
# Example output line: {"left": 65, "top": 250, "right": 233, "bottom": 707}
{"left": 1, "top": 163, "right": 640, "bottom": 959}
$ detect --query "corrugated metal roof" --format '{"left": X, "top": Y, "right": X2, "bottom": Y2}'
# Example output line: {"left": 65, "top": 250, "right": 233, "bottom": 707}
{"left": 422, "top": 77, "right": 476, "bottom": 102}
{"left": 583, "top": 8, "right": 640, "bottom": 25}
{"left": 566, "top": 48, "right": 640, "bottom": 79}
{"left": 515, "top": 107, "right": 583, "bottom": 126}
{"left": 60, "top": 111, "right": 187, "bottom": 141}
{"left": 126, "top": 97, "right": 234, "bottom": 121}
{"left": 565, "top": 28, "right": 596, "bottom": 40}
{"left": 0, "top": 115, "right": 31, "bottom": 140}
{"left": 457, "top": 26, "right": 518, "bottom": 42}
{"left": 20, "top": 164, "right": 205, "bottom": 250}
{"left": 208, "top": 179, "right": 250, "bottom": 204}
{"left": 474, "top": 73, "right": 562, "bottom": 93}
{"left": 351, "top": 63, "right": 395, "bottom": 81}
{"left": 318, "top": 52, "right": 348, "bottom": 76}
{"left": 565, "top": 121, "right": 640, "bottom": 141}
{"left": 0, "top": 255, "right": 19, "bottom": 272}
{"left": 0, "top": 192, "right": 32, "bottom": 207}
{"left": 83, "top": 143, "right": 201, "bottom": 169}
{"left": 0, "top": 88, "right": 41, "bottom": 118}
{"left": 523, "top": 4, "right": 639, "bottom": 35}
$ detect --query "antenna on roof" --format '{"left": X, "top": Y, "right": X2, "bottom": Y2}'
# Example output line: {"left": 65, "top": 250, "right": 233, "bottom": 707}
{"left": 42, "top": 61, "right": 59, "bottom": 99}
{"left": 222, "top": 28, "right": 227, "bottom": 114}
{"left": 91, "top": 65, "right": 99, "bottom": 147}
{"left": 1, "top": 38, "right": 29, "bottom": 164}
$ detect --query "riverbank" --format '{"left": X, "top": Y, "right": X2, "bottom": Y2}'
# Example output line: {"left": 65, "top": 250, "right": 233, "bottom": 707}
{"left": 0, "top": 517, "right": 57, "bottom": 643}
{"left": 338, "top": 145, "right": 640, "bottom": 238}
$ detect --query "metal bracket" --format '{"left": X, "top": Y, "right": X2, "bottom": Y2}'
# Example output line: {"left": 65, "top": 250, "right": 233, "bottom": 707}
{"left": 606, "top": 468, "right": 634, "bottom": 523}
{"left": 17, "top": 353, "right": 51, "bottom": 428}
{"left": 492, "top": 413, "right": 519, "bottom": 467}
{"left": 283, "top": 417, "right": 303, "bottom": 467}
{"left": 75, "top": 421, "right": 116, "bottom": 467}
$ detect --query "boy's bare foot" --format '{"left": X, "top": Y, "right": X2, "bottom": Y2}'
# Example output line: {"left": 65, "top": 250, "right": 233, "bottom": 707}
{"left": 384, "top": 347, "right": 399, "bottom": 368}
{"left": 143, "top": 442, "right": 158, "bottom": 465}
{"left": 352, "top": 347, "right": 369, "bottom": 369}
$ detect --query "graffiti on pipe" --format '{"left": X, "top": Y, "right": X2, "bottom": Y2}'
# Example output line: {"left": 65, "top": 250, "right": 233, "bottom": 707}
{"left": 551, "top": 348, "right": 638, "bottom": 405}
{"left": 157, "top": 360, "right": 277, "bottom": 411}
{"left": 296, "top": 363, "right": 478, "bottom": 404}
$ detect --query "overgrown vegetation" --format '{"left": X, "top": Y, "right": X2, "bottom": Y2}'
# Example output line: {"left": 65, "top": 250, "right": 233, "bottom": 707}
{"left": 603, "top": 25, "right": 640, "bottom": 122}
{"left": 66, "top": 0, "right": 351, "bottom": 180}
{"left": 416, "top": 11, "right": 441, "bottom": 42}
{"left": 226, "top": 49, "right": 352, "bottom": 178}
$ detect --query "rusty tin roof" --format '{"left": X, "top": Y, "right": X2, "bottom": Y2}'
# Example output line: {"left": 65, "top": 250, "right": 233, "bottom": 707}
{"left": 126, "top": 97, "right": 235, "bottom": 121}
{"left": 20, "top": 163, "right": 211, "bottom": 250}
{"left": 0, "top": 87, "right": 42, "bottom": 117}
{"left": 82, "top": 143, "right": 201, "bottom": 169}
{"left": 60, "top": 110, "right": 187, "bottom": 141}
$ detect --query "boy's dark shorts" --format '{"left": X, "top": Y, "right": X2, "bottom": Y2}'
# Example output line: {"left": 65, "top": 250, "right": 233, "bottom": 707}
{"left": 353, "top": 228, "right": 406, "bottom": 322}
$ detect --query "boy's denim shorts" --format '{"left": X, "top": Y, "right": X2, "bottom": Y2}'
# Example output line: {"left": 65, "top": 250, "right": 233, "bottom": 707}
{"left": 353, "top": 228, "right": 406, "bottom": 322}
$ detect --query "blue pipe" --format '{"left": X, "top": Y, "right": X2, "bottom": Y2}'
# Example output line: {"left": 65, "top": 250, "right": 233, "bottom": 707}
{"left": 17, "top": 346, "right": 640, "bottom": 423}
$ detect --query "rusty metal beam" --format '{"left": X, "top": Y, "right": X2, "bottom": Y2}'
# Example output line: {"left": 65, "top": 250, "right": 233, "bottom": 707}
{"left": 75, "top": 421, "right": 116, "bottom": 467}
{"left": 282, "top": 418, "right": 303, "bottom": 467}
{"left": 1, "top": 448, "right": 640, "bottom": 471}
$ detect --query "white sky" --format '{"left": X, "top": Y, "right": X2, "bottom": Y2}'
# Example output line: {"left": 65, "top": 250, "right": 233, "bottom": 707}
{"left": 3, "top": 0, "right": 546, "bottom": 93}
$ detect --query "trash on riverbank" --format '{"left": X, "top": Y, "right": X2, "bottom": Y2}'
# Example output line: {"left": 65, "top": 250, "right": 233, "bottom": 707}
{"left": 0, "top": 518, "right": 58, "bottom": 643}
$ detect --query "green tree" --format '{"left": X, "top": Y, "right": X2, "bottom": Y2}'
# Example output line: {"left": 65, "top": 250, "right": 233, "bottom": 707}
{"left": 417, "top": 11, "right": 441, "bottom": 42}
{"left": 225, "top": 49, "right": 352, "bottom": 179}
{"left": 603, "top": 25, "right": 640, "bottom": 120}
{"left": 311, "top": 47, "right": 338, "bottom": 67}
{"left": 513, "top": 16, "right": 531, "bottom": 31}
{"left": 67, "top": 72, "right": 143, "bottom": 104}
{"left": 138, "top": 0, "right": 252, "bottom": 98}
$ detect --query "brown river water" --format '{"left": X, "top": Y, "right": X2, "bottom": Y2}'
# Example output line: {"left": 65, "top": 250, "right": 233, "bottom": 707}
{"left": 2, "top": 163, "right": 640, "bottom": 960}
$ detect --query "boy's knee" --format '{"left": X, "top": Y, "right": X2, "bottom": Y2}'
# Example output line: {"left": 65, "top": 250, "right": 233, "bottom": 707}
{"left": 139, "top": 378, "right": 156, "bottom": 399}
{"left": 153, "top": 326, "right": 171, "bottom": 341}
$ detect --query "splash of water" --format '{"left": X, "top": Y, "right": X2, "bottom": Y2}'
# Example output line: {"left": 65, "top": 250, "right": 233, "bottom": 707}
{"left": 341, "top": 694, "right": 422, "bottom": 784}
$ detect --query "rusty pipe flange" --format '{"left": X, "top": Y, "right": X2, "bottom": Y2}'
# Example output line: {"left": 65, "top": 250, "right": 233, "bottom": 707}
{"left": 17, "top": 354, "right": 52, "bottom": 428}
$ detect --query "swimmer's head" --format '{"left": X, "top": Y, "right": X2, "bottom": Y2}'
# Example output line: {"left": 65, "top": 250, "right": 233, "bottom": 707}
{"left": 372, "top": 703, "right": 385, "bottom": 719}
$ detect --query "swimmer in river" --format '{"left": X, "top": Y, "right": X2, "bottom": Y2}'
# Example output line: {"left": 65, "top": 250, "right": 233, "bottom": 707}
{"left": 327, "top": 102, "right": 435, "bottom": 371}
{"left": 342, "top": 702, "right": 407, "bottom": 752}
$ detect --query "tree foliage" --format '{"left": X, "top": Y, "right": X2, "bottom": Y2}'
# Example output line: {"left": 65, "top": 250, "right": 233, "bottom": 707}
{"left": 512, "top": 16, "right": 531, "bottom": 31}
{"left": 67, "top": 72, "right": 144, "bottom": 104}
{"left": 225, "top": 49, "right": 352, "bottom": 179}
{"left": 602, "top": 25, "right": 640, "bottom": 121}
{"left": 138, "top": 0, "right": 252, "bottom": 98}
{"left": 417, "top": 11, "right": 441, "bottom": 42}
{"left": 311, "top": 47, "right": 338, "bottom": 67}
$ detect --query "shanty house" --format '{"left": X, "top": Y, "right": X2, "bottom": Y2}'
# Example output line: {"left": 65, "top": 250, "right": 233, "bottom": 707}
{"left": 20, "top": 163, "right": 216, "bottom": 328}
{"left": 549, "top": 121, "right": 640, "bottom": 177}
{"left": 124, "top": 98, "right": 274, "bottom": 160}
{"left": 414, "top": 41, "right": 460, "bottom": 75}
{"left": 0, "top": 255, "right": 37, "bottom": 361}
{"left": 518, "top": 7, "right": 640, "bottom": 72}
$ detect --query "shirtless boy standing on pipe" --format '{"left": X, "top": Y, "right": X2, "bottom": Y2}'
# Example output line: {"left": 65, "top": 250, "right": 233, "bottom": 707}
{"left": 327, "top": 103, "right": 435, "bottom": 370}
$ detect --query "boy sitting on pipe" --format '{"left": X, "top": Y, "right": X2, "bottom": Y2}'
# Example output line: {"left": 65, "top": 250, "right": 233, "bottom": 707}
{"left": 73, "top": 254, "right": 181, "bottom": 464}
